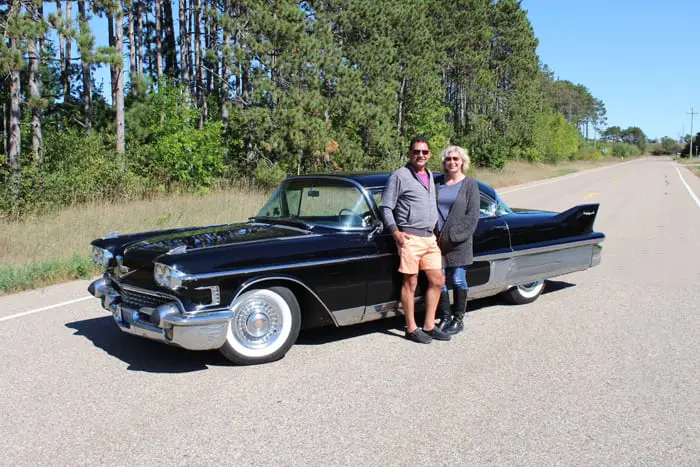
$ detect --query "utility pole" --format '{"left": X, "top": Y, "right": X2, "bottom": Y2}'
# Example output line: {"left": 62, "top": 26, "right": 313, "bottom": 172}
{"left": 688, "top": 107, "right": 698, "bottom": 157}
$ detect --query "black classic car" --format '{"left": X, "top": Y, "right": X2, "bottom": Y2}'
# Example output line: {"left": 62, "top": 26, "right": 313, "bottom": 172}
{"left": 88, "top": 173, "right": 604, "bottom": 364}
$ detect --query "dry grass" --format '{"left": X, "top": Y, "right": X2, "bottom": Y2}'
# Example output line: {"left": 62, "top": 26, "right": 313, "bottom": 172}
{"left": 472, "top": 157, "right": 624, "bottom": 189}
{"left": 0, "top": 157, "right": 629, "bottom": 270}
{"left": 0, "top": 185, "right": 270, "bottom": 268}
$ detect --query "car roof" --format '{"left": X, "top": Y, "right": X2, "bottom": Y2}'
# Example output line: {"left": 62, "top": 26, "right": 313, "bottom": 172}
{"left": 286, "top": 172, "right": 498, "bottom": 198}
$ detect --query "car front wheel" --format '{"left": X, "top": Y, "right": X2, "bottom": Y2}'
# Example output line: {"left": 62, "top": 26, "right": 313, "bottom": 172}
{"left": 501, "top": 279, "right": 545, "bottom": 305}
{"left": 219, "top": 286, "right": 301, "bottom": 365}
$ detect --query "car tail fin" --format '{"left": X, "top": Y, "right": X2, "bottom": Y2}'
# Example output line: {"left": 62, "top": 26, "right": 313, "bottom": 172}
{"left": 555, "top": 203, "right": 600, "bottom": 234}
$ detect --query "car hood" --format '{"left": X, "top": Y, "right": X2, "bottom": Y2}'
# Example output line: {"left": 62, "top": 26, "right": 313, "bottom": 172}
{"left": 122, "top": 222, "right": 311, "bottom": 267}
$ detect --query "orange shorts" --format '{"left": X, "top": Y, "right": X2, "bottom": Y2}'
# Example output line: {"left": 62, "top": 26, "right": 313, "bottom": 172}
{"left": 398, "top": 234, "right": 442, "bottom": 275}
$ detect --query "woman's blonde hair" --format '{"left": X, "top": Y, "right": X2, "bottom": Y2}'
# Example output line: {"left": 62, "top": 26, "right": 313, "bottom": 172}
{"left": 439, "top": 145, "right": 470, "bottom": 174}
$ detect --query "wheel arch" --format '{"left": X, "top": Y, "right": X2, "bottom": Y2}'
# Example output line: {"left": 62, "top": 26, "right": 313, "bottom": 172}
{"left": 232, "top": 275, "right": 338, "bottom": 329}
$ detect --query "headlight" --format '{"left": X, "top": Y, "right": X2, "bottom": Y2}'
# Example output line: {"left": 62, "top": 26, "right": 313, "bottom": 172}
{"left": 91, "top": 246, "right": 114, "bottom": 267}
{"left": 154, "top": 263, "right": 186, "bottom": 290}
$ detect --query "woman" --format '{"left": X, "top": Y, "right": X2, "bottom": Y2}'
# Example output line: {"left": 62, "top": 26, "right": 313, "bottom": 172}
{"left": 435, "top": 146, "right": 481, "bottom": 335}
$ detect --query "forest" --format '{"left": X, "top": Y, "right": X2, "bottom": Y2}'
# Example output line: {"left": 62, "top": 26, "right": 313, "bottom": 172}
{"left": 1, "top": 0, "right": 625, "bottom": 218}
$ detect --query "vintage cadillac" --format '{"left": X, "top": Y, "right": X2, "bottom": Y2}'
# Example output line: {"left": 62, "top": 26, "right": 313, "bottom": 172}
{"left": 88, "top": 174, "right": 604, "bottom": 364}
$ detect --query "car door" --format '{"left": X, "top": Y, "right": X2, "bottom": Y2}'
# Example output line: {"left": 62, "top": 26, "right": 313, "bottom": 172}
{"left": 466, "top": 191, "right": 512, "bottom": 287}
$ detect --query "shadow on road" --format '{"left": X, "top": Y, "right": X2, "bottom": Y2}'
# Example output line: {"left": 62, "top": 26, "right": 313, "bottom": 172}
{"left": 65, "top": 316, "right": 228, "bottom": 373}
{"left": 66, "top": 280, "right": 576, "bottom": 372}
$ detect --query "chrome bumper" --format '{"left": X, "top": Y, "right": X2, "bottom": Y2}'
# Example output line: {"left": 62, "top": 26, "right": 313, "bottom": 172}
{"left": 88, "top": 277, "right": 231, "bottom": 351}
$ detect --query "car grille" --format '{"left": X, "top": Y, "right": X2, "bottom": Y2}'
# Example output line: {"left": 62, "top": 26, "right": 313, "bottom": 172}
{"left": 120, "top": 287, "right": 172, "bottom": 310}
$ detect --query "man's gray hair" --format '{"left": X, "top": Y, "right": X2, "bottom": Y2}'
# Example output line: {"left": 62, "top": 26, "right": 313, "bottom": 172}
{"left": 439, "top": 145, "right": 470, "bottom": 174}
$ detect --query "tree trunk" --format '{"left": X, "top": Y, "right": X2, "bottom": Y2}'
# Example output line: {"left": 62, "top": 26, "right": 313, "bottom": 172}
{"left": 64, "top": 1, "right": 72, "bottom": 100}
{"left": 179, "top": 0, "right": 190, "bottom": 87}
{"left": 8, "top": 35, "right": 21, "bottom": 185}
{"left": 220, "top": 0, "right": 230, "bottom": 128}
{"left": 2, "top": 104, "right": 7, "bottom": 158}
{"left": 154, "top": 0, "right": 163, "bottom": 78}
{"left": 78, "top": 0, "right": 93, "bottom": 131}
{"left": 396, "top": 76, "right": 405, "bottom": 135}
{"left": 136, "top": 1, "right": 144, "bottom": 76}
{"left": 195, "top": 0, "right": 206, "bottom": 128}
{"left": 114, "top": 5, "right": 126, "bottom": 153}
{"left": 162, "top": 0, "right": 178, "bottom": 77}
{"left": 128, "top": 1, "right": 137, "bottom": 79}
{"left": 28, "top": 36, "right": 42, "bottom": 163}
{"left": 57, "top": 1, "right": 66, "bottom": 99}
{"left": 107, "top": 12, "right": 116, "bottom": 104}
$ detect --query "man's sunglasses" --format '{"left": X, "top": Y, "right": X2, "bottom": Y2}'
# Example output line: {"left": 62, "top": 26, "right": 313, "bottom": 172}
{"left": 412, "top": 149, "right": 430, "bottom": 155}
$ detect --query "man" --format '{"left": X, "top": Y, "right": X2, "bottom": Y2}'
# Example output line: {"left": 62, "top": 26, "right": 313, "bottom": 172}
{"left": 379, "top": 136, "right": 450, "bottom": 344}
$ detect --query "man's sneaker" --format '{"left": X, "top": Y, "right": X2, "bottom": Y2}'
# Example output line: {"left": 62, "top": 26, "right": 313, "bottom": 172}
{"left": 405, "top": 328, "right": 432, "bottom": 344}
{"left": 424, "top": 327, "right": 451, "bottom": 341}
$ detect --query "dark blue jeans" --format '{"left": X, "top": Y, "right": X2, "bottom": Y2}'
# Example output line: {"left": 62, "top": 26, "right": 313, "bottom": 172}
{"left": 442, "top": 265, "right": 468, "bottom": 292}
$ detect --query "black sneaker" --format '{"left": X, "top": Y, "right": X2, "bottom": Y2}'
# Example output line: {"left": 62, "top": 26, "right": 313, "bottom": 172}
{"left": 405, "top": 328, "right": 432, "bottom": 344}
{"left": 424, "top": 327, "right": 452, "bottom": 341}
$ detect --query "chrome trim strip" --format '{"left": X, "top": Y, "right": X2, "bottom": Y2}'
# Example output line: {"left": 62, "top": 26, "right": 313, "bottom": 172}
{"left": 195, "top": 286, "right": 221, "bottom": 306}
{"left": 331, "top": 306, "right": 365, "bottom": 326}
{"left": 474, "top": 237, "right": 603, "bottom": 262}
{"left": 231, "top": 276, "right": 340, "bottom": 327}
{"left": 185, "top": 253, "right": 394, "bottom": 281}
{"left": 163, "top": 310, "right": 233, "bottom": 326}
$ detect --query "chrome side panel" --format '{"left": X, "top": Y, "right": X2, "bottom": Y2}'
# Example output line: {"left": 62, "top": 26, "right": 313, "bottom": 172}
{"left": 469, "top": 243, "right": 601, "bottom": 299}
{"left": 362, "top": 301, "right": 402, "bottom": 323}
{"left": 331, "top": 306, "right": 366, "bottom": 326}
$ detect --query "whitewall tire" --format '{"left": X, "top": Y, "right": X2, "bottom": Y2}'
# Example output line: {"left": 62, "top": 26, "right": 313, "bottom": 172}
{"left": 501, "top": 280, "right": 545, "bottom": 305}
{"left": 219, "top": 286, "right": 301, "bottom": 365}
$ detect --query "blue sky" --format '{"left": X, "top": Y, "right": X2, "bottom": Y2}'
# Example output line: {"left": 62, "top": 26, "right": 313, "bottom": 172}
{"left": 522, "top": 0, "right": 700, "bottom": 140}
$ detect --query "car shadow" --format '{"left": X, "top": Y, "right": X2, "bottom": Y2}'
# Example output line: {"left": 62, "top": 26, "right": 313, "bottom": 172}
{"left": 65, "top": 316, "right": 229, "bottom": 373}
{"left": 67, "top": 280, "right": 576, "bottom": 372}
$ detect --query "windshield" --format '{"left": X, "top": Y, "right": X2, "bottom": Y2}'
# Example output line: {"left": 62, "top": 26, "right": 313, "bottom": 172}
{"left": 256, "top": 178, "right": 376, "bottom": 230}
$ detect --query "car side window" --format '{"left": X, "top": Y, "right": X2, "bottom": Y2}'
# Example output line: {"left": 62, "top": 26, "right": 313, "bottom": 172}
{"left": 480, "top": 193, "right": 498, "bottom": 218}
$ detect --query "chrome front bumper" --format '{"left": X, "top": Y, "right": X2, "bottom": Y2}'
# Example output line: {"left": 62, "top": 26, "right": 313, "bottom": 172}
{"left": 88, "top": 277, "right": 232, "bottom": 351}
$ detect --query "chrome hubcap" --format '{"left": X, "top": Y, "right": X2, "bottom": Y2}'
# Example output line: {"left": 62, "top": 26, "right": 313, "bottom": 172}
{"left": 518, "top": 281, "right": 542, "bottom": 293}
{"left": 233, "top": 298, "right": 282, "bottom": 349}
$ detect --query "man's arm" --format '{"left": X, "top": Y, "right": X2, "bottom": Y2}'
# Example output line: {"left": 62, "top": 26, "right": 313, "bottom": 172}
{"left": 379, "top": 174, "right": 400, "bottom": 233}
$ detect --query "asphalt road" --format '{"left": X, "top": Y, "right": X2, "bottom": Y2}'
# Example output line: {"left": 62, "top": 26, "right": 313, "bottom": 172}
{"left": 1, "top": 157, "right": 698, "bottom": 465}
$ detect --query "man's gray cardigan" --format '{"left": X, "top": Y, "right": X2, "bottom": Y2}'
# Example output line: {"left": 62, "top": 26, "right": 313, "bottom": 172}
{"left": 379, "top": 165, "right": 438, "bottom": 236}
{"left": 436, "top": 175, "right": 481, "bottom": 267}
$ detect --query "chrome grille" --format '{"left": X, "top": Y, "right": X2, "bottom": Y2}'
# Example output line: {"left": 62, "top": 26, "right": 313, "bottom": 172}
{"left": 120, "top": 287, "right": 171, "bottom": 309}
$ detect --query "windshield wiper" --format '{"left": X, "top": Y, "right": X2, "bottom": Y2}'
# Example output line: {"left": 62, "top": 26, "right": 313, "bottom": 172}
{"left": 249, "top": 216, "right": 314, "bottom": 230}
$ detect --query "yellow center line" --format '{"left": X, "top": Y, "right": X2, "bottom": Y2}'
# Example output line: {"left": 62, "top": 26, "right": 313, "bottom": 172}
{"left": 583, "top": 192, "right": 599, "bottom": 200}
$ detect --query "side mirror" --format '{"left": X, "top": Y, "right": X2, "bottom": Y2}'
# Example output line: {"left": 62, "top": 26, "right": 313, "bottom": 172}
{"left": 368, "top": 221, "right": 384, "bottom": 241}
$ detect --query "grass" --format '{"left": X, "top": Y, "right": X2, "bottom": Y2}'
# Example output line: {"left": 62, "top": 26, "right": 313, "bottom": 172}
{"left": 0, "top": 157, "right": 630, "bottom": 295}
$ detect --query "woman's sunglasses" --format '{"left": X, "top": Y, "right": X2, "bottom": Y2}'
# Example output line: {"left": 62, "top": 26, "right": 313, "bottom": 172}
{"left": 444, "top": 157, "right": 461, "bottom": 162}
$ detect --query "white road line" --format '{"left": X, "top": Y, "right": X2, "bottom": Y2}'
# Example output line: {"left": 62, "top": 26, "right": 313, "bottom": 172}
{"left": 0, "top": 296, "right": 92, "bottom": 323}
{"left": 675, "top": 166, "right": 700, "bottom": 209}
{"left": 499, "top": 158, "right": 643, "bottom": 194}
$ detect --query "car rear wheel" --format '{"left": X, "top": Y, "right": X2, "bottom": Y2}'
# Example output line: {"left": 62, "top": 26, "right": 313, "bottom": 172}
{"left": 501, "top": 279, "right": 545, "bottom": 305}
{"left": 219, "top": 286, "right": 301, "bottom": 365}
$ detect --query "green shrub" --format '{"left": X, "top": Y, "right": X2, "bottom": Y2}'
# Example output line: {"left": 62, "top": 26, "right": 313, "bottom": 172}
{"left": 0, "top": 254, "right": 101, "bottom": 294}
{"left": 254, "top": 161, "right": 288, "bottom": 188}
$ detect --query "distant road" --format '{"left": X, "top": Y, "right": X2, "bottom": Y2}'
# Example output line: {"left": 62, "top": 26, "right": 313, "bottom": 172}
{"left": 1, "top": 157, "right": 698, "bottom": 464}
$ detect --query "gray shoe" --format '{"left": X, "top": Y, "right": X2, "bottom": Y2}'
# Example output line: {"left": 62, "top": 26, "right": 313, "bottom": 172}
{"left": 424, "top": 327, "right": 452, "bottom": 341}
{"left": 405, "top": 328, "right": 432, "bottom": 344}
